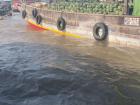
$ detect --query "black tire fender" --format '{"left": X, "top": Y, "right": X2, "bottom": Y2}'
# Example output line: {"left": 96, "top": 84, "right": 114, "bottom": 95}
{"left": 57, "top": 17, "right": 66, "bottom": 31}
{"left": 36, "top": 15, "right": 42, "bottom": 24}
{"left": 32, "top": 8, "right": 38, "bottom": 18}
{"left": 93, "top": 22, "right": 108, "bottom": 41}
{"left": 22, "top": 10, "right": 27, "bottom": 19}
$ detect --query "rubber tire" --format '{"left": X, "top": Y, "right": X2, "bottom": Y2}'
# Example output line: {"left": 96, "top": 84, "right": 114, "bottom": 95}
{"left": 22, "top": 10, "right": 27, "bottom": 19}
{"left": 32, "top": 9, "right": 38, "bottom": 18}
{"left": 93, "top": 23, "right": 108, "bottom": 41}
{"left": 36, "top": 15, "right": 42, "bottom": 24}
{"left": 57, "top": 17, "right": 66, "bottom": 31}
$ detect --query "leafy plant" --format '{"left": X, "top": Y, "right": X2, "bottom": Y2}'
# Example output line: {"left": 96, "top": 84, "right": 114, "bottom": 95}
{"left": 48, "top": 0, "right": 124, "bottom": 15}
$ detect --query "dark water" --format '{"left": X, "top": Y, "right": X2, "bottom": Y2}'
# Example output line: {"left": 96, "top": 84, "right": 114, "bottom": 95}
{"left": 0, "top": 14, "right": 140, "bottom": 105}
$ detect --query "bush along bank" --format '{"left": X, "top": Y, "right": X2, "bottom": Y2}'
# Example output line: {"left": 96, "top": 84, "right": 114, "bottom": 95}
{"left": 48, "top": 0, "right": 124, "bottom": 15}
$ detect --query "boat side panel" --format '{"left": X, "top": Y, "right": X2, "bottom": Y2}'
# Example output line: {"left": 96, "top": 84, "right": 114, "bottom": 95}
{"left": 24, "top": 5, "right": 140, "bottom": 48}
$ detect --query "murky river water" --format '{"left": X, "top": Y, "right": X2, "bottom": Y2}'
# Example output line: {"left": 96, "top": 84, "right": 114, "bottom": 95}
{"left": 0, "top": 14, "right": 140, "bottom": 105}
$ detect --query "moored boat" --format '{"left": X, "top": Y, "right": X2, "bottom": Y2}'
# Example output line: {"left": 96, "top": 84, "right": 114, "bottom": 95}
{"left": 0, "top": 0, "right": 12, "bottom": 16}
{"left": 21, "top": 0, "right": 140, "bottom": 48}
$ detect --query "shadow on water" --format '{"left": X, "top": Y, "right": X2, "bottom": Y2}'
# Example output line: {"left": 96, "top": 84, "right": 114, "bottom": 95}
{"left": 0, "top": 14, "right": 139, "bottom": 105}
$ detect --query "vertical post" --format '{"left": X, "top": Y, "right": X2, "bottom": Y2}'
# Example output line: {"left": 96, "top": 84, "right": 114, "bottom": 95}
{"left": 124, "top": 0, "right": 129, "bottom": 15}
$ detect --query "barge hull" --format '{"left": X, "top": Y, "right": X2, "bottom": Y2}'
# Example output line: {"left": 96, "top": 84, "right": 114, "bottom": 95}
{"left": 27, "top": 18, "right": 140, "bottom": 48}
{"left": 23, "top": 5, "right": 140, "bottom": 48}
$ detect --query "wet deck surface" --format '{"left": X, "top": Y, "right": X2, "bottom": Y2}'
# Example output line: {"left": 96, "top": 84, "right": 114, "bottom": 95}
{"left": 0, "top": 14, "right": 140, "bottom": 105}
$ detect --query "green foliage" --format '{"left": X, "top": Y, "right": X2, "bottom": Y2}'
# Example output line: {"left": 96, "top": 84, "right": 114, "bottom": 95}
{"left": 48, "top": 0, "right": 124, "bottom": 15}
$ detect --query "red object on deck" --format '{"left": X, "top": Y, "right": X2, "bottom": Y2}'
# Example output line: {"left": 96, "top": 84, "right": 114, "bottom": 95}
{"left": 12, "top": 0, "right": 21, "bottom": 11}
{"left": 12, "top": 0, "right": 34, "bottom": 12}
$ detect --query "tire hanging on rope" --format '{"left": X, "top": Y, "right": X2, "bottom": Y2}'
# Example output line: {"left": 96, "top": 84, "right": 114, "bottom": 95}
{"left": 32, "top": 8, "right": 38, "bottom": 18}
{"left": 22, "top": 10, "right": 27, "bottom": 19}
{"left": 36, "top": 15, "right": 42, "bottom": 24}
{"left": 93, "top": 22, "right": 108, "bottom": 41}
{"left": 57, "top": 17, "right": 66, "bottom": 31}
